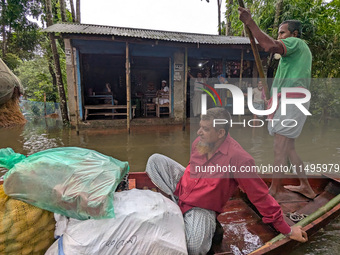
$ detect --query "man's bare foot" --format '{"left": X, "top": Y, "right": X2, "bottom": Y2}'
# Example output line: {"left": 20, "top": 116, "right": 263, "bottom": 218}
{"left": 284, "top": 185, "right": 316, "bottom": 199}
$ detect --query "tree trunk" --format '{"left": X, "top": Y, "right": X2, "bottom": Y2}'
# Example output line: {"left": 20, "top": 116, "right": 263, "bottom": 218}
{"left": 60, "top": 0, "right": 67, "bottom": 22}
{"left": 45, "top": 0, "right": 53, "bottom": 27}
{"left": 1, "top": 0, "right": 7, "bottom": 58}
{"left": 217, "top": 0, "right": 222, "bottom": 35}
{"left": 69, "top": 0, "right": 76, "bottom": 22}
{"left": 46, "top": 0, "right": 69, "bottom": 123}
{"left": 49, "top": 34, "right": 69, "bottom": 123}
{"left": 76, "top": 0, "right": 80, "bottom": 23}
{"left": 267, "top": 0, "right": 284, "bottom": 80}
{"left": 273, "top": 0, "right": 283, "bottom": 37}
{"left": 48, "top": 56, "right": 57, "bottom": 91}
{"left": 226, "top": 0, "right": 233, "bottom": 36}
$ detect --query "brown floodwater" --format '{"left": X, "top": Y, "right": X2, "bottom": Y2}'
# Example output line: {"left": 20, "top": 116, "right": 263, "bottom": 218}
{"left": 0, "top": 116, "right": 340, "bottom": 254}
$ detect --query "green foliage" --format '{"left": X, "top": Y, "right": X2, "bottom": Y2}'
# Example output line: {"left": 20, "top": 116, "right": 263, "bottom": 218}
{"left": 225, "top": 0, "right": 340, "bottom": 76}
{"left": 2, "top": 53, "right": 22, "bottom": 70}
{"left": 310, "top": 79, "right": 340, "bottom": 121}
{"left": 224, "top": 0, "right": 340, "bottom": 119}
{"left": 3, "top": 0, "right": 71, "bottom": 107}
{"left": 225, "top": 0, "right": 277, "bottom": 36}
{"left": 278, "top": 0, "right": 340, "bottom": 78}
{"left": 0, "top": 0, "right": 44, "bottom": 61}
{"left": 15, "top": 56, "right": 58, "bottom": 103}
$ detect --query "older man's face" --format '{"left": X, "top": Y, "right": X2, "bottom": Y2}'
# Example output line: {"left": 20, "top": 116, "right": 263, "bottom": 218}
{"left": 197, "top": 119, "right": 221, "bottom": 146}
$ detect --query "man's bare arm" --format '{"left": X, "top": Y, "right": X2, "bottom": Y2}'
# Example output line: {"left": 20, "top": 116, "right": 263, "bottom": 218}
{"left": 238, "top": 7, "right": 284, "bottom": 54}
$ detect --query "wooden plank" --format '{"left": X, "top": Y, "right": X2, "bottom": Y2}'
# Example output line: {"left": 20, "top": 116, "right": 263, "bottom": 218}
{"left": 215, "top": 199, "right": 277, "bottom": 254}
{"left": 84, "top": 105, "right": 136, "bottom": 120}
{"left": 84, "top": 104, "right": 136, "bottom": 110}
{"left": 323, "top": 173, "right": 340, "bottom": 183}
{"left": 296, "top": 191, "right": 335, "bottom": 215}
{"left": 87, "top": 112, "right": 128, "bottom": 116}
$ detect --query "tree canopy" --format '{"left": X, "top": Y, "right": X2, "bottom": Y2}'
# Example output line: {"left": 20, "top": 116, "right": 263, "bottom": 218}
{"left": 0, "top": 0, "right": 44, "bottom": 68}
{"left": 224, "top": 0, "right": 340, "bottom": 78}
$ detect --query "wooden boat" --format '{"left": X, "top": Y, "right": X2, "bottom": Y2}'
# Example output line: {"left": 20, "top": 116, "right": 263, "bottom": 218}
{"left": 1, "top": 172, "right": 339, "bottom": 254}
{"left": 127, "top": 172, "right": 340, "bottom": 255}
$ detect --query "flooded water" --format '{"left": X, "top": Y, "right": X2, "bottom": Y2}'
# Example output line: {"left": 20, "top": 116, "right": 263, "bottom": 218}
{"left": 1, "top": 116, "right": 340, "bottom": 254}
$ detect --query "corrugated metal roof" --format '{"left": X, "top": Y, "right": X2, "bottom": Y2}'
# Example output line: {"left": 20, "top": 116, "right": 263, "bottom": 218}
{"left": 43, "top": 23, "right": 252, "bottom": 45}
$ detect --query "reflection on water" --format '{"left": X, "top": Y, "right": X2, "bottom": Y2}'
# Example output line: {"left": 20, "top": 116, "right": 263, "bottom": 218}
{"left": 0, "top": 117, "right": 340, "bottom": 255}
{"left": 0, "top": 118, "right": 191, "bottom": 172}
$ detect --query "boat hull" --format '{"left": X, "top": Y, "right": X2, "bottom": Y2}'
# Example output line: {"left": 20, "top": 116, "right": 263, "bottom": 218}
{"left": 128, "top": 172, "right": 340, "bottom": 255}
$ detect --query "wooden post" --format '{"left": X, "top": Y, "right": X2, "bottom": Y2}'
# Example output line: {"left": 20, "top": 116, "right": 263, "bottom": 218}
{"left": 183, "top": 48, "right": 188, "bottom": 131}
{"left": 44, "top": 93, "right": 47, "bottom": 116}
{"left": 169, "top": 57, "right": 172, "bottom": 115}
{"left": 70, "top": 44, "right": 80, "bottom": 135}
{"left": 126, "top": 42, "right": 131, "bottom": 133}
{"left": 238, "top": 0, "right": 270, "bottom": 100}
{"left": 239, "top": 49, "right": 244, "bottom": 87}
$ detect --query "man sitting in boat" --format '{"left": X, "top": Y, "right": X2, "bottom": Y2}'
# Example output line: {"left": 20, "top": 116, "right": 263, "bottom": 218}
{"left": 146, "top": 107, "right": 307, "bottom": 255}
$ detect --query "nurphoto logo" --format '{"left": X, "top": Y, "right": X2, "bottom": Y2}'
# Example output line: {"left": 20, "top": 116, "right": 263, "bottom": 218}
{"left": 200, "top": 83, "right": 311, "bottom": 128}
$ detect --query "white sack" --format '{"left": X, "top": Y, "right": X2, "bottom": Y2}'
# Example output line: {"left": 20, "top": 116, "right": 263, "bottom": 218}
{"left": 45, "top": 189, "right": 188, "bottom": 255}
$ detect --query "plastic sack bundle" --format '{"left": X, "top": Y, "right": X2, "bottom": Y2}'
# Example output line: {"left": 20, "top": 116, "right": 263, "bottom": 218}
{"left": 1, "top": 147, "right": 129, "bottom": 220}
{"left": 0, "top": 58, "right": 24, "bottom": 105}
{"left": 45, "top": 189, "right": 188, "bottom": 255}
{"left": 0, "top": 185, "right": 55, "bottom": 255}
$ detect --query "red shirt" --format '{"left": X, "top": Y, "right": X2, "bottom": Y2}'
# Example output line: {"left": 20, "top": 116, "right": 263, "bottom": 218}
{"left": 174, "top": 134, "right": 291, "bottom": 234}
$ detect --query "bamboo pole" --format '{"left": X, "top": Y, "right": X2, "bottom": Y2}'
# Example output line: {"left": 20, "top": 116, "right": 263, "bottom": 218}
{"left": 126, "top": 42, "right": 131, "bottom": 134}
{"left": 250, "top": 193, "right": 340, "bottom": 254}
{"left": 238, "top": 0, "right": 270, "bottom": 100}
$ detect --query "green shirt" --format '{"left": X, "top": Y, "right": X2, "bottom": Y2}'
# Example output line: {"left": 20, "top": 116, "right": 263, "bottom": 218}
{"left": 271, "top": 37, "right": 312, "bottom": 94}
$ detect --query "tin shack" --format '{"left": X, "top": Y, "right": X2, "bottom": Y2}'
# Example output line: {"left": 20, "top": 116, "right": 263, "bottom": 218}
{"left": 44, "top": 23, "right": 267, "bottom": 128}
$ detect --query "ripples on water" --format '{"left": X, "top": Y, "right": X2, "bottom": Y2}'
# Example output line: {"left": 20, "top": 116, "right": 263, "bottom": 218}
{"left": 23, "top": 134, "right": 61, "bottom": 155}
{"left": 0, "top": 116, "right": 340, "bottom": 254}
{"left": 290, "top": 224, "right": 340, "bottom": 255}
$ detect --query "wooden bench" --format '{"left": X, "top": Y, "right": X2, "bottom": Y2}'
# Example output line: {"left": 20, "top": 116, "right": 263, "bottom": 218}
{"left": 84, "top": 104, "right": 136, "bottom": 120}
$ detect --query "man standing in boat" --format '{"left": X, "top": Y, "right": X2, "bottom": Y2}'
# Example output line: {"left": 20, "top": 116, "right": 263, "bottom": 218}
{"left": 238, "top": 8, "right": 316, "bottom": 200}
{"left": 146, "top": 107, "right": 307, "bottom": 255}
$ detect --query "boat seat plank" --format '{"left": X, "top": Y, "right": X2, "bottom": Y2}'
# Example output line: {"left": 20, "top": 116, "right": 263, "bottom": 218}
{"left": 296, "top": 190, "right": 335, "bottom": 215}
{"left": 323, "top": 173, "right": 340, "bottom": 183}
{"left": 216, "top": 199, "right": 277, "bottom": 254}
{"left": 279, "top": 201, "right": 309, "bottom": 215}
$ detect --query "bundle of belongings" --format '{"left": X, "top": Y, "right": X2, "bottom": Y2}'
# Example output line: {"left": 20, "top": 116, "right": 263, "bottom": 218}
{"left": 0, "top": 147, "right": 187, "bottom": 255}
{"left": 0, "top": 58, "right": 26, "bottom": 127}
{"left": 0, "top": 58, "right": 23, "bottom": 106}
{"left": 0, "top": 184, "right": 55, "bottom": 254}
